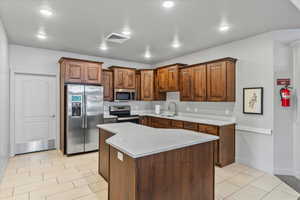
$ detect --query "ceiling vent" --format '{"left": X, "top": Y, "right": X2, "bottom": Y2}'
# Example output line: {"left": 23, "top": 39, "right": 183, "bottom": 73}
{"left": 105, "top": 33, "right": 130, "bottom": 44}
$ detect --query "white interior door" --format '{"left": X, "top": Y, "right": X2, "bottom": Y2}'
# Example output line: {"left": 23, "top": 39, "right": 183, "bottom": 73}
{"left": 14, "top": 73, "right": 57, "bottom": 154}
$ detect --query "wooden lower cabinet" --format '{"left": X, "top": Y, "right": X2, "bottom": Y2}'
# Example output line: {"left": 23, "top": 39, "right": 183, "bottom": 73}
{"left": 139, "top": 116, "right": 235, "bottom": 167}
{"left": 109, "top": 142, "right": 214, "bottom": 200}
{"left": 99, "top": 129, "right": 113, "bottom": 181}
{"left": 150, "top": 117, "right": 171, "bottom": 128}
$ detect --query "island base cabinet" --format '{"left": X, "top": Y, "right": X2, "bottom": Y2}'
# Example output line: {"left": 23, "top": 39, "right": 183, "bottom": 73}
{"left": 99, "top": 129, "right": 113, "bottom": 181}
{"left": 109, "top": 142, "right": 215, "bottom": 200}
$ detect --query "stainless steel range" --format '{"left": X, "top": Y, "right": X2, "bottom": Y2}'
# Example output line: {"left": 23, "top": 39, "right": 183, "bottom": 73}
{"left": 109, "top": 105, "right": 139, "bottom": 123}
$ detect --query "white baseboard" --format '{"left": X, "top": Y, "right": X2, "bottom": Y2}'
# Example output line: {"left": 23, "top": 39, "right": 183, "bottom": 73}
{"left": 274, "top": 168, "right": 296, "bottom": 176}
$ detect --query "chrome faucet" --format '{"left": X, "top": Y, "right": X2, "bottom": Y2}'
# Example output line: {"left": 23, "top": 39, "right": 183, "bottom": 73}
{"left": 167, "top": 101, "right": 177, "bottom": 116}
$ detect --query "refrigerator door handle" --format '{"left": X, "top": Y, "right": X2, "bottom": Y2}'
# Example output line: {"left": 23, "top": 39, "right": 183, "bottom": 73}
{"left": 82, "top": 91, "right": 86, "bottom": 129}
{"left": 84, "top": 92, "right": 88, "bottom": 129}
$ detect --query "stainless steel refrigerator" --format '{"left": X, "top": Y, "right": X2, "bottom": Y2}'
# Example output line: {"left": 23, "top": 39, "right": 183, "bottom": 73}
{"left": 66, "top": 84, "right": 104, "bottom": 155}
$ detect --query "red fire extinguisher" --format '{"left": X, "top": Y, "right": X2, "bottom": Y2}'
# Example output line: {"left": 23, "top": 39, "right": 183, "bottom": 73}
{"left": 280, "top": 86, "right": 291, "bottom": 107}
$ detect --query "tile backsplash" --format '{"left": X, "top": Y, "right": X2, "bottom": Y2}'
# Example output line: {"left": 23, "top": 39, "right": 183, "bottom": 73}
{"left": 105, "top": 92, "right": 235, "bottom": 117}
{"left": 152, "top": 92, "right": 235, "bottom": 116}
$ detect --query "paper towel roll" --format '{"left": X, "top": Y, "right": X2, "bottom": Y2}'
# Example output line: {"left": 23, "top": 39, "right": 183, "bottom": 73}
{"left": 155, "top": 105, "right": 161, "bottom": 115}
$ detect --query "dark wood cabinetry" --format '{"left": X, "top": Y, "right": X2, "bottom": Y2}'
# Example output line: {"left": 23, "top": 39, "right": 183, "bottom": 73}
{"left": 154, "top": 69, "right": 166, "bottom": 100}
{"left": 139, "top": 115, "right": 235, "bottom": 167}
{"left": 99, "top": 129, "right": 113, "bottom": 181}
{"left": 157, "top": 63, "right": 186, "bottom": 92}
{"left": 141, "top": 70, "right": 154, "bottom": 101}
{"left": 102, "top": 69, "right": 113, "bottom": 101}
{"left": 207, "top": 58, "right": 236, "bottom": 101}
{"left": 135, "top": 71, "right": 141, "bottom": 101}
{"left": 179, "top": 67, "right": 194, "bottom": 101}
{"left": 109, "top": 66, "right": 136, "bottom": 89}
{"left": 180, "top": 58, "right": 236, "bottom": 102}
{"left": 60, "top": 57, "right": 103, "bottom": 85}
{"left": 193, "top": 65, "right": 207, "bottom": 101}
{"left": 150, "top": 117, "right": 171, "bottom": 128}
{"left": 108, "top": 141, "right": 214, "bottom": 200}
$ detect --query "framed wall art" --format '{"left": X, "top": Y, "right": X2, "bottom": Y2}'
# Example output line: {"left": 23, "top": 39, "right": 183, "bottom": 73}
{"left": 243, "top": 87, "right": 263, "bottom": 115}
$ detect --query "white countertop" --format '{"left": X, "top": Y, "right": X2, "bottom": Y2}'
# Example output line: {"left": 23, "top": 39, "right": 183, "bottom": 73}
{"left": 97, "top": 123, "right": 219, "bottom": 158}
{"left": 138, "top": 113, "right": 235, "bottom": 126}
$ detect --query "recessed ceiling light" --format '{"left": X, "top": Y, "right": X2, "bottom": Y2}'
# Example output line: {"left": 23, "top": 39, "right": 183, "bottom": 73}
{"left": 99, "top": 43, "right": 108, "bottom": 51}
{"left": 40, "top": 9, "right": 53, "bottom": 17}
{"left": 219, "top": 24, "right": 230, "bottom": 33}
{"left": 144, "top": 49, "right": 151, "bottom": 59}
{"left": 172, "top": 42, "right": 181, "bottom": 48}
{"left": 122, "top": 28, "right": 131, "bottom": 36}
{"left": 36, "top": 33, "right": 47, "bottom": 40}
{"left": 162, "top": 1, "right": 175, "bottom": 8}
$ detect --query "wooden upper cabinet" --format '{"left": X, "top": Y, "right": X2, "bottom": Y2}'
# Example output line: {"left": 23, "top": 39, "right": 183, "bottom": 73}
{"left": 157, "top": 63, "right": 186, "bottom": 92}
{"left": 154, "top": 70, "right": 166, "bottom": 101}
{"left": 125, "top": 70, "right": 136, "bottom": 89}
{"left": 109, "top": 67, "right": 136, "bottom": 89}
{"left": 193, "top": 65, "right": 207, "bottom": 101}
{"left": 158, "top": 68, "right": 168, "bottom": 91}
{"left": 85, "top": 62, "right": 102, "bottom": 84}
{"left": 135, "top": 71, "right": 141, "bottom": 101}
{"left": 141, "top": 70, "right": 154, "bottom": 101}
{"left": 180, "top": 68, "right": 193, "bottom": 101}
{"left": 64, "top": 61, "right": 85, "bottom": 83}
{"left": 102, "top": 70, "right": 113, "bottom": 101}
{"left": 207, "top": 62, "right": 227, "bottom": 101}
{"left": 59, "top": 57, "right": 103, "bottom": 85}
{"left": 167, "top": 66, "right": 179, "bottom": 91}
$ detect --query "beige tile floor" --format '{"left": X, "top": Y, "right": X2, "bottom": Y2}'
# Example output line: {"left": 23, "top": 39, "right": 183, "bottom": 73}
{"left": 0, "top": 150, "right": 299, "bottom": 200}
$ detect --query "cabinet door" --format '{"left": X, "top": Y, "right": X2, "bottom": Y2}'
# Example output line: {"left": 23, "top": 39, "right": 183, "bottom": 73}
{"left": 85, "top": 63, "right": 102, "bottom": 85}
{"left": 141, "top": 70, "right": 154, "bottom": 101}
{"left": 168, "top": 66, "right": 179, "bottom": 91}
{"left": 125, "top": 69, "right": 136, "bottom": 89}
{"left": 135, "top": 73, "right": 141, "bottom": 100}
{"left": 102, "top": 70, "right": 113, "bottom": 101}
{"left": 158, "top": 68, "right": 168, "bottom": 92}
{"left": 180, "top": 68, "right": 193, "bottom": 101}
{"left": 154, "top": 70, "right": 166, "bottom": 100}
{"left": 193, "top": 65, "right": 207, "bottom": 101}
{"left": 207, "top": 62, "right": 227, "bottom": 101}
{"left": 99, "top": 130, "right": 113, "bottom": 181}
{"left": 114, "top": 69, "right": 126, "bottom": 89}
{"left": 65, "top": 61, "right": 84, "bottom": 83}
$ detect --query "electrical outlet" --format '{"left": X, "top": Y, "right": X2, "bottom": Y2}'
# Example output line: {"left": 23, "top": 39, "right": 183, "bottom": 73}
{"left": 117, "top": 152, "right": 124, "bottom": 162}
{"left": 225, "top": 109, "right": 230, "bottom": 115}
{"left": 186, "top": 107, "right": 190, "bottom": 111}
{"left": 194, "top": 108, "right": 198, "bottom": 112}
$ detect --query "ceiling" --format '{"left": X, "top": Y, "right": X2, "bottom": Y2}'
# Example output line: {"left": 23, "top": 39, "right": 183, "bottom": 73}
{"left": 1, "top": 0, "right": 300, "bottom": 64}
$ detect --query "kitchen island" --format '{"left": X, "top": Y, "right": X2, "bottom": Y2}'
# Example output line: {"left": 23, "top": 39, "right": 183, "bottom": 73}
{"left": 97, "top": 123, "right": 219, "bottom": 200}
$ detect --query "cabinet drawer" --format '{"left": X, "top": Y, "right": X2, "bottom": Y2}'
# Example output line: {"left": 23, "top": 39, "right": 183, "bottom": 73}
{"left": 151, "top": 117, "right": 171, "bottom": 128}
{"left": 198, "top": 124, "right": 219, "bottom": 135}
{"left": 183, "top": 122, "right": 198, "bottom": 131}
{"left": 171, "top": 120, "right": 184, "bottom": 129}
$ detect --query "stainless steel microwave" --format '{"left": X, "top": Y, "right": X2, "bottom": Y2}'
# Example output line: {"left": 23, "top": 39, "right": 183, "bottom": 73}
{"left": 114, "top": 89, "right": 136, "bottom": 101}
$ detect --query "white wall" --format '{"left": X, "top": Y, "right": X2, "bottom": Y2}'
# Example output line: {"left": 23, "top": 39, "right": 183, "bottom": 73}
{"left": 0, "top": 19, "right": 10, "bottom": 180}
{"left": 155, "top": 33, "right": 275, "bottom": 173}
{"left": 273, "top": 42, "right": 294, "bottom": 175}
{"left": 8, "top": 45, "right": 152, "bottom": 155}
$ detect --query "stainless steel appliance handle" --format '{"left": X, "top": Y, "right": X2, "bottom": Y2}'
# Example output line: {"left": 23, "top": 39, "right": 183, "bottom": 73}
{"left": 84, "top": 92, "right": 88, "bottom": 128}
{"left": 81, "top": 91, "right": 86, "bottom": 129}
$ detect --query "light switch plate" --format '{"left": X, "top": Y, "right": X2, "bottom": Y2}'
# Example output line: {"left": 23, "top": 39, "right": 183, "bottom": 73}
{"left": 117, "top": 151, "right": 124, "bottom": 161}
